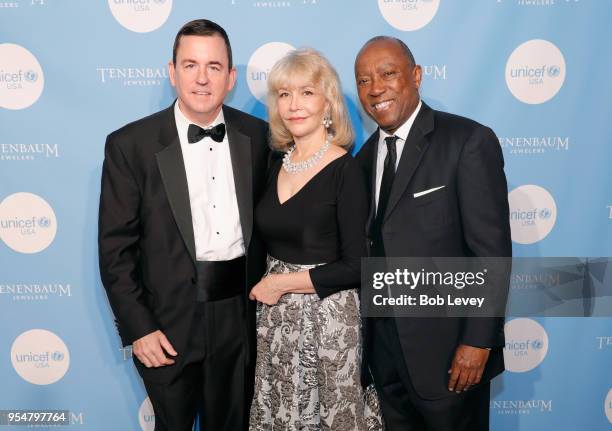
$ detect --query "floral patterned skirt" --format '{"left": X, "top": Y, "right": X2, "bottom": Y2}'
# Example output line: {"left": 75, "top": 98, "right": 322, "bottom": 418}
{"left": 249, "top": 255, "right": 383, "bottom": 431}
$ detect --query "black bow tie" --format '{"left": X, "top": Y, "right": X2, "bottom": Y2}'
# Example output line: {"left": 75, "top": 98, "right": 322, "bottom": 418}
{"left": 187, "top": 123, "right": 226, "bottom": 143}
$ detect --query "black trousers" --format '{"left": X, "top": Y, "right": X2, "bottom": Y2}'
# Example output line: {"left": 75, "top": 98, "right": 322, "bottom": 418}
{"left": 369, "top": 318, "right": 490, "bottom": 431}
{"left": 143, "top": 294, "right": 250, "bottom": 431}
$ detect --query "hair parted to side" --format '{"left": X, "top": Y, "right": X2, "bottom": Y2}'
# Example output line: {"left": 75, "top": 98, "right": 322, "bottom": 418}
{"left": 173, "top": 19, "right": 233, "bottom": 68}
{"left": 267, "top": 48, "right": 354, "bottom": 151}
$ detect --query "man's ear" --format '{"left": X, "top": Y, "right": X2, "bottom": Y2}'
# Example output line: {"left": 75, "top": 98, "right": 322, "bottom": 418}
{"left": 412, "top": 65, "right": 423, "bottom": 90}
{"left": 227, "top": 67, "right": 237, "bottom": 92}
{"left": 168, "top": 61, "right": 176, "bottom": 88}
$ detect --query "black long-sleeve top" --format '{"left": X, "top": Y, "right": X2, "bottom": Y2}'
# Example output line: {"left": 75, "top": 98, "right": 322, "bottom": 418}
{"left": 254, "top": 153, "right": 369, "bottom": 299}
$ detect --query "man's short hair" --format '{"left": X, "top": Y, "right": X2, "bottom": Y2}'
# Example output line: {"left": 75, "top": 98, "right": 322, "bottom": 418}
{"left": 363, "top": 36, "right": 416, "bottom": 66}
{"left": 172, "top": 19, "right": 233, "bottom": 69}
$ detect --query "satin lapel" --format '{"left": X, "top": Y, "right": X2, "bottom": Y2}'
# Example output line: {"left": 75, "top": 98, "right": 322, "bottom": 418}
{"left": 384, "top": 104, "right": 435, "bottom": 223}
{"left": 155, "top": 105, "right": 196, "bottom": 263}
{"left": 225, "top": 108, "right": 253, "bottom": 249}
{"left": 363, "top": 131, "right": 379, "bottom": 233}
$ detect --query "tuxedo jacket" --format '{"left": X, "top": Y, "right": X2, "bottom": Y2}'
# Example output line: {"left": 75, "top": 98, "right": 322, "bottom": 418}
{"left": 356, "top": 102, "right": 512, "bottom": 400}
{"left": 98, "top": 103, "right": 269, "bottom": 383}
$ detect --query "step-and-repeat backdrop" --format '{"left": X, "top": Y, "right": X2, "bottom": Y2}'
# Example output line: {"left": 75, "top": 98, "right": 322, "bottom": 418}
{"left": 1, "top": 1, "right": 611, "bottom": 430}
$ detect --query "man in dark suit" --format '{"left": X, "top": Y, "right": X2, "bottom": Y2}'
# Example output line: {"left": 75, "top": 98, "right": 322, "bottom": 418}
{"left": 355, "top": 36, "right": 511, "bottom": 430}
{"left": 98, "top": 20, "right": 268, "bottom": 431}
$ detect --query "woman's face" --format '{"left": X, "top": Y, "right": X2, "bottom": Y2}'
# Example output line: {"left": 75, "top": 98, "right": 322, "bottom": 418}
{"left": 276, "top": 74, "right": 329, "bottom": 142}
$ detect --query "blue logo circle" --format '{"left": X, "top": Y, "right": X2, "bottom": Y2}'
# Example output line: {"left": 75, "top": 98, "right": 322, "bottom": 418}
{"left": 531, "top": 339, "right": 543, "bottom": 350}
{"left": 538, "top": 208, "right": 551, "bottom": 220}
{"left": 24, "top": 70, "right": 38, "bottom": 83}
{"left": 38, "top": 217, "right": 51, "bottom": 228}
{"left": 546, "top": 65, "right": 560, "bottom": 78}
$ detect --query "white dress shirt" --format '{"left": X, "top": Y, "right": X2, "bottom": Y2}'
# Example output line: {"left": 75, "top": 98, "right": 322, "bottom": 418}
{"left": 375, "top": 100, "right": 422, "bottom": 209}
{"left": 174, "top": 101, "right": 245, "bottom": 261}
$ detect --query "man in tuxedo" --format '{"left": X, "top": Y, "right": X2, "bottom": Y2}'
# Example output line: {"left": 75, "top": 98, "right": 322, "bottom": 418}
{"left": 98, "top": 19, "right": 269, "bottom": 431}
{"left": 355, "top": 36, "right": 511, "bottom": 430}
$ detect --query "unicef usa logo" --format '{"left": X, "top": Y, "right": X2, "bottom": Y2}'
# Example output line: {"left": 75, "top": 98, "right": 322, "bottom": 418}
{"left": 0, "top": 192, "right": 57, "bottom": 254}
{"left": 505, "top": 39, "right": 566, "bottom": 104}
{"left": 503, "top": 318, "right": 549, "bottom": 372}
{"left": 139, "top": 397, "right": 155, "bottom": 431}
{"left": 508, "top": 185, "right": 557, "bottom": 245}
{"left": 378, "top": 0, "right": 440, "bottom": 31}
{"left": 606, "top": 388, "right": 612, "bottom": 423}
{"left": 0, "top": 43, "right": 44, "bottom": 110}
{"left": 108, "top": 0, "right": 172, "bottom": 33}
{"left": 11, "top": 329, "right": 70, "bottom": 385}
{"left": 247, "top": 42, "right": 295, "bottom": 102}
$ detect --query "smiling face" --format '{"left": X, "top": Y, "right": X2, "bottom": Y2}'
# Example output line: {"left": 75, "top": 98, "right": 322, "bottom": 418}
{"left": 169, "top": 35, "right": 236, "bottom": 125}
{"left": 355, "top": 39, "right": 422, "bottom": 134}
{"left": 276, "top": 74, "right": 329, "bottom": 142}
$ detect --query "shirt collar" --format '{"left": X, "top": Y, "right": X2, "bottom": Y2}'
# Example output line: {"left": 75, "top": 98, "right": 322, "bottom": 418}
{"left": 378, "top": 99, "right": 422, "bottom": 150}
{"left": 174, "top": 100, "right": 225, "bottom": 142}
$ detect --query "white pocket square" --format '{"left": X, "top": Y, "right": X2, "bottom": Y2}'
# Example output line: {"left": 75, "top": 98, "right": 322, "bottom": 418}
{"left": 413, "top": 185, "right": 445, "bottom": 198}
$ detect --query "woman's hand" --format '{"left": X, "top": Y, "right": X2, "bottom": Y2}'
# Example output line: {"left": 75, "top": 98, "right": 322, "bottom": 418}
{"left": 249, "top": 274, "right": 285, "bottom": 305}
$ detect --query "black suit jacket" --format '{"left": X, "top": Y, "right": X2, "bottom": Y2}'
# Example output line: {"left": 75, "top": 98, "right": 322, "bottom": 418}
{"left": 98, "top": 102, "right": 269, "bottom": 383}
{"left": 356, "top": 102, "right": 511, "bottom": 399}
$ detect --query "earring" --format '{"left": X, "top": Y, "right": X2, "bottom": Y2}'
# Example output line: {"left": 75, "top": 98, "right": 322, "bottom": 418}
{"left": 322, "top": 112, "right": 332, "bottom": 129}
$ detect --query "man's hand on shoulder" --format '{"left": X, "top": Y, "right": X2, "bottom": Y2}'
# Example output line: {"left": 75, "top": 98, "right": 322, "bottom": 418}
{"left": 447, "top": 344, "right": 490, "bottom": 393}
{"left": 132, "top": 330, "right": 178, "bottom": 368}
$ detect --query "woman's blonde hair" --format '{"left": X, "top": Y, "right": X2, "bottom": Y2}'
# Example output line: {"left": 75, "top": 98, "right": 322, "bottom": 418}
{"left": 267, "top": 48, "right": 354, "bottom": 151}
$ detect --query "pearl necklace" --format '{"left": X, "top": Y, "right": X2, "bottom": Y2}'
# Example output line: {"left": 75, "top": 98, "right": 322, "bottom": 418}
{"left": 282, "top": 137, "right": 331, "bottom": 174}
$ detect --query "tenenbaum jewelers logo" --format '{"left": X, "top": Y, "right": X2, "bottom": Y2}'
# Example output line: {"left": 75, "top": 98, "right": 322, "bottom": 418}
{"left": 508, "top": 185, "right": 557, "bottom": 245}
{"left": 505, "top": 39, "right": 566, "bottom": 104}
{"left": 0, "top": 282, "right": 72, "bottom": 301}
{"left": 499, "top": 136, "right": 569, "bottom": 155}
{"left": 230, "top": 0, "right": 324, "bottom": 8}
{"left": 378, "top": 0, "right": 440, "bottom": 31}
{"left": 246, "top": 42, "right": 295, "bottom": 102}
{"left": 251, "top": 1, "right": 291, "bottom": 7}
{"left": 0, "top": 143, "right": 59, "bottom": 161}
{"left": 108, "top": 0, "right": 172, "bottom": 33}
{"left": 496, "top": 0, "right": 581, "bottom": 7}
{"left": 96, "top": 66, "right": 168, "bottom": 86}
{"left": 11, "top": 329, "right": 70, "bottom": 385}
{"left": 490, "top": 398, "right": 552, "bottom": 415}
{"left": 139, "top": 397, "right": 155, "bottom": 431}
{"left": 0, "top": 43, "right": 44, "bottom": 110}
{"left": 596, "top": 336, "right": 612, "bottom": 350}
{"left": 0, "top": 0, "right": 50, "bottom": 7}
{"left": 422, "top": 64, "right": 447, "bottom": 80}
{"left": 0, "top": 192, "right": 57, "bottom": 254}
{"left": 503, "top": 318, "right": 549, "bottom": 373}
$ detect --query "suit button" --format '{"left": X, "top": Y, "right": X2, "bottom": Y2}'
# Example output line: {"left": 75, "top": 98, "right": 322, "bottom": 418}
{"left": 191, "top": 277, "right": 197, "bottom": 285}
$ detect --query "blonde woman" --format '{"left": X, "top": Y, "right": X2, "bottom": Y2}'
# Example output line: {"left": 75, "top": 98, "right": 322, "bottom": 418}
{"left": 249, "top": 49, "right": 381, "bottom": 430}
